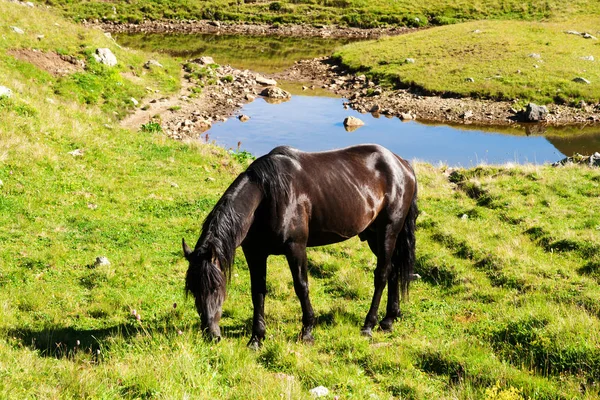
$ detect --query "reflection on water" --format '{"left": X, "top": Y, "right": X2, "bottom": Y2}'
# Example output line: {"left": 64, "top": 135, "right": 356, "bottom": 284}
{"left": 207, "top": 96, "right": 600, "bottom": 166}
{"left": 115, "top": 33, "right": 354, "bottom": 73}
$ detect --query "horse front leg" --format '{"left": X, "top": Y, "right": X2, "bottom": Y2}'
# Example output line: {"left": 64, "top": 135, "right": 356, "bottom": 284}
{"left": 243, "top": 247, "right": 268, "bottom": 350}
{"left": 285, "top": 242, "right": 315, "bottom": 343}
{"left": 362, "top": 227, "right": 398, "bottom": 337}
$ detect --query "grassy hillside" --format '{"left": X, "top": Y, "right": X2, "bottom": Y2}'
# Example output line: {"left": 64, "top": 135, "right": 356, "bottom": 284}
{"left": 335, "top": 18, "right": 600, "bottom": 105}
{"left": 39, "top": 0, "right": 600, "bottom": 28}
{"left": 1, "top": 1, "right": 600, "bottom": 399}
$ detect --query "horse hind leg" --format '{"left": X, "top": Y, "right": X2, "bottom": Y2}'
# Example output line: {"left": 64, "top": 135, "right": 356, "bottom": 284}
{"left": 361, "top": 225, "right": 398, "bottom": 337}
{"left": 380, "top": 195, "right": 418, "bottom": 332}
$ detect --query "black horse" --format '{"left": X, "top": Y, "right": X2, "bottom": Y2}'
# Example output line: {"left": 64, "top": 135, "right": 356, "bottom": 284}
{"left": 183, "top": 144, "right": 418, "bottom": 348}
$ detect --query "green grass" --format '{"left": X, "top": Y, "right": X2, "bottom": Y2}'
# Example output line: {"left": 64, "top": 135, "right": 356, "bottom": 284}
{"left": 38, "top": 0, "right": 600, "bottom": 28}
{"left": 335, "top": 18, "right": 600, "bottom": 104}
{"left": 2, "top": 2, "right": 600, "bottom": 399}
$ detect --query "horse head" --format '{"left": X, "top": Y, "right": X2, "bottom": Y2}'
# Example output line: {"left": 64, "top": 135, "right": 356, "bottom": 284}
{"left": 182, "top": 238, "right": 226, "bottom": 341}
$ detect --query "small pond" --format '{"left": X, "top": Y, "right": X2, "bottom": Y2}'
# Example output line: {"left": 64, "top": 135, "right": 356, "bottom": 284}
{"left": 117, "top": 33, "right": 600, "bottom": 166}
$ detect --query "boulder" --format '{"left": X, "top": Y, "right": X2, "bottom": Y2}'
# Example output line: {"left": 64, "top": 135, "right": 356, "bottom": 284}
{"left": 255, "top": 75, "right": 277, "bottom": 86}
{"left": 343, "top": 116, "right": 364, "bottom": 127}
{"left": 144, "top": 59, "right": 163, "bottom": 69}
{"left": 590, "top": 152, "right": 600, "bottom": 167}
{"left": 260, "top": 86, "right": 291, "bottom": 99}
{"left": 93, "top": 48, "right": 117, "bottom": 66}
{"left": 0, "top": 86, "right": 13, "bottom": 98}
{"left": 522, "top": 103, "right": 548, "bottom": 122}
{"left": 238, "top": 114, "right": 250, "bottom": 122}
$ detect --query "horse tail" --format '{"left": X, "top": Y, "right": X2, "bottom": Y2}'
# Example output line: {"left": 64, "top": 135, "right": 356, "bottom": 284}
{"left": 395, "top": 186, "right": 418, "bottom": 301}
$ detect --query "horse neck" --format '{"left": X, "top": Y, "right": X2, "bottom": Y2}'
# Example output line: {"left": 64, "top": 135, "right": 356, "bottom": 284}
{"left": 198, "top": 175, "right": 263, "bottom": 261}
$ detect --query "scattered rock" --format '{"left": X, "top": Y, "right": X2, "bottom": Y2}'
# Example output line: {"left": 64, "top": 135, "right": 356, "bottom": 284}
{"left": 582, "top": 33, "right": 597, "bottom": 40}
{"left": 343, "top": 116, "right": 364, "bottom": 127}
{"left": 36, "top": 35, "right": 44, "bottom": 41}
{"left": 309, "top": 386, "right": 329, "bottom": 398}
{"left": 260, "top": 86, "right": 291, "bottom": 99}
{"left": 93, "top": 48, "right": 117, "bottom": 66}
{"left": 196, "top": 56, "right": 215, "bottom": 65}
{"left": 399, "top": 112, "right": 413, "bottom": 121}
{"left": 553, "top": 152, "right": 600, "bottom": 167}
{"left": 68, "top": 149, "right": 84, "bottom": 157}
{"left": 581, "top": 55, "right": 595, "bottom": 61}
{"left": 405, "top": 58, "right": 415, "bottom": 64}
{"left": 144, "top": 59, "right": 163, "bottom": 69}
{"left": 565, "top": 30, "right": 581, "bottom": 36}
{"left": 238, "top": 114, "right": 250, "bottom": 122}
{"left": 255, "top": 75, "right": 277, "bottom": 86}
{"left": 94, "top": 256, "right": 110, "bottom": 267}
{"left": 460, "top": 110, "right": 474, "bottom": 119}
{"left": 573, "top": 77, "right": 591, "bottom": 84}
{"left": 472, "top": 29, "right": 482, "bottom": 34}
{"left": 0, "top": 86, "right": 13, "bottom": 98}
{"left": 528, "top": 53, "right": 542, "bottom": 59}
{"left": 130, "top": 97, "right": 139, "bottom": 106}
{"left": 465, "top": 77, "right": 475, "bottom": 82}
{"left": 11, "top": 26, "right": 24, "bottom": 34}
{"left": 522, "top": 102, "right": 548, "bottom": 122}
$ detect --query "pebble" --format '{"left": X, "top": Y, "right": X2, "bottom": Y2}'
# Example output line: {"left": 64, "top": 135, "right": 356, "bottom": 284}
{"left": 94, "top": 256, "right": 110, "bottom": 267}
{"left": 0, "top": 86, "right": 13, "bottom": 98}
{"left": 309, "top": 386, "right": 329, "bottom": 398}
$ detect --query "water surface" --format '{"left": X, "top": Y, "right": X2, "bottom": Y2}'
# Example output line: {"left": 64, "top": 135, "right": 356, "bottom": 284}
{"left": 117, "top": 33, "right": 600, "bottom": 165}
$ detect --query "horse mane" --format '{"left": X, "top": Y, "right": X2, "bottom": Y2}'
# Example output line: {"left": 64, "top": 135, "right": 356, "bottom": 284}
{"left": 191, "top": 146, "right": 296, "bottom": 289}
{"left": 245, "top": 145, "right": 295, "bottom": 200}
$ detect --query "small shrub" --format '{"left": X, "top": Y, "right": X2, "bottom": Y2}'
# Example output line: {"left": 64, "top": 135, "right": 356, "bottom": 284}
{"left": 140, "top": 121, "right": 162, "bottom": 133}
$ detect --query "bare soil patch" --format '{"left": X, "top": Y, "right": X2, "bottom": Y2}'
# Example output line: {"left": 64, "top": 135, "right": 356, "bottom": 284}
{"left": 8, "top": 49, "right": 85, "bottom": 76}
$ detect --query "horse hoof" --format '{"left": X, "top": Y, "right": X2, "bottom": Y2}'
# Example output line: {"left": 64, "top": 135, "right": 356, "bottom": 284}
{"left": 360, "top": 328, "right": 373, "bottom": 338}
{"left": 379, "top": 320, "right": 393, "bottom": 332}
{"left": 301, "top": 332, "right": 314, "bottom": 344}
{"left": 247, "top": 338, "right": 262, "bottom": 350}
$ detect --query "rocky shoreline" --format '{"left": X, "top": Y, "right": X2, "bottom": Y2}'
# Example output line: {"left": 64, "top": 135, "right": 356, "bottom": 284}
{"left": 92, "top": 20, "right": 415, "bottom": 39}
{"left": 124, "top": 55, "right": 600, "bottom": 141}
{"left": 275, "top": 57, "right": 600, "bottom": 126}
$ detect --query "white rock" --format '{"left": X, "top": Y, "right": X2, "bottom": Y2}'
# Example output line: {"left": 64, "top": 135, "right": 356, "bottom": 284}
{"left": 93, "top": 48, "right": 117, "bottom": 67}
{"left": 25, "top": 2, "right": 34, "bottom": 7}
{"left": 68, "top": 149, "right": 84, "bottom": 157}
{"left": 343, "top": 116, "right": 364, "bottom": 127}
{"left": 130, "top": 97, "right": 139, "bottom": 106}
{"left": 528, "top": 53, "right": 541, "bottom": 59}
{"left": 405, "top": 58, "right": 415, "bottom": 64}
{"left": 94, "top": 256, "right": 110, "bottom": 267}
{"left": 255, "top": 74, "right": 277, "bottom": 86}
{"left": 581, "top": 55, "right": 595, "bottom": 61}
{"left": 465, "top": 77, "right": 475, "bottom": 82}
{"left": 144, "top": 59, "right": 164, "bottom": 69}
{"left": 309, "top": 386, "right": 329, "bottom": 398}
{"left": 0, "top": 86, "right": 13, "bottom": 98}
{"left": 11, "top": 26, "right": 24, "bottom": 34}
{"left": 582, "top": 33, "right": 597, "bottom": 40}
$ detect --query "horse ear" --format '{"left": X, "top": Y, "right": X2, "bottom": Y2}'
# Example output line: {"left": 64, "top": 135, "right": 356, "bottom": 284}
{"left": 182, "top": 238, "right": 193, "bottom": 259}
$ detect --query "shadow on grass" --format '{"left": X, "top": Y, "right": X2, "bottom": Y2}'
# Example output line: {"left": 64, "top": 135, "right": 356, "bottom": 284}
{"left": 7, "top": 323, "right": 149, "bottom": 359}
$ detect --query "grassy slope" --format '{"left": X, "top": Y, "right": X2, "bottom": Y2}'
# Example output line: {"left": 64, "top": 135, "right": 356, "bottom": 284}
{"left": 335, "top": 18, "right": 600, "bottom": 104}
{"left": 1, "top": 2, "right": 600, "bottom": 399}
{"left": 40, "top": 0, "right": 600, "bottom": 28}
